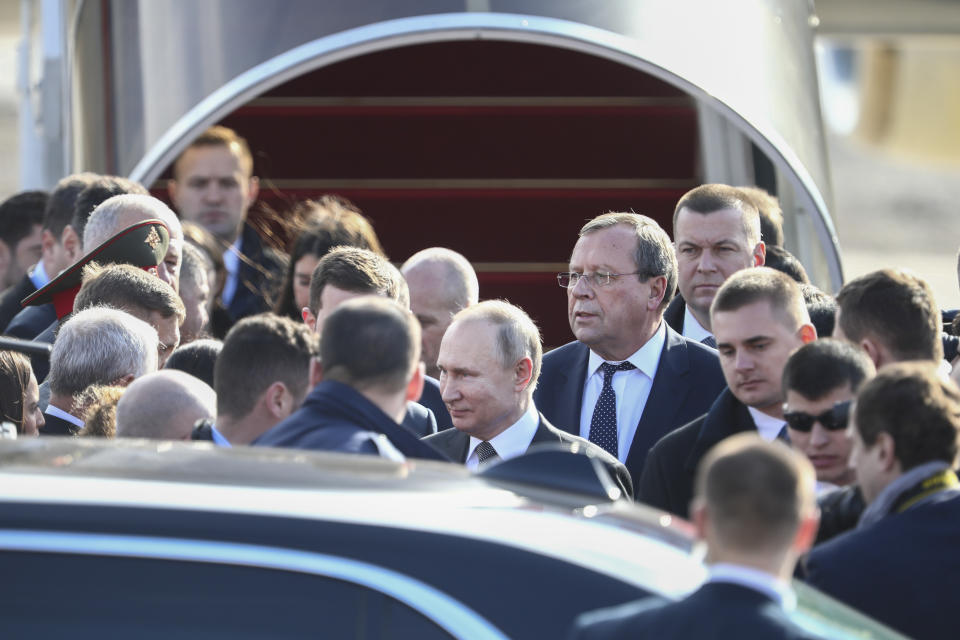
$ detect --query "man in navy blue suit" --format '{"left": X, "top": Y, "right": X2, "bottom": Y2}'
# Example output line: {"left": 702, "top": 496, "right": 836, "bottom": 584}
{"left": 570, "top": 433, "right": 821, "bottom": 639}
{"left": 534, "top": 212, "right": 725, "bottom": 491}
{"left": 254, "top": 296, "right": 447, "bottom": 462}
{"left": 805, "top": 363, "right": 960, "bottom": 639}
{"left": 639, "top": 268, "right": 817, "bottom": 518}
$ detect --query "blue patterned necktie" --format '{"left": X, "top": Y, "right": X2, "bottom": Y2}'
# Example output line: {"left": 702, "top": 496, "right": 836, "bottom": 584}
{"left": 588, "top": 361, "right": 636, "bottom": 458}
{"left": 475, "top": 440, "right": 499, "bottom": 464}
{"left": 701, "top": 335, "right": 717, "bottom": 349}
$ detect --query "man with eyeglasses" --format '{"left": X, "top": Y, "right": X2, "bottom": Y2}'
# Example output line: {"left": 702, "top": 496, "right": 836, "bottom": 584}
{"left": 534, "top": 212, "right": 725, "bottom": 492}
{"left": 782, "top": 339, "right": 875, "bottom": 495}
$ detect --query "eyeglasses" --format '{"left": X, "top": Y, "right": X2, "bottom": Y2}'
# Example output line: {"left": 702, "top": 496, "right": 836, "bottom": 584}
{"left": 557, "top": 272, "right": 641, "bottom": 288}
{"left": 782, "top": 400, "right": 851, "bottom": 432}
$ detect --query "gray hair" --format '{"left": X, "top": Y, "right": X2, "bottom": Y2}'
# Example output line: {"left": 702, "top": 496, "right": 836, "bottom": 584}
{"left": 84, "top": 194, "right": 183, "bottom": 250}
{"left": 452, "top": 300, "right": 542, "bottom": 395}
{"left": 49, "top": 306, "right": 159, "bottom": 398}
{"left": 401, "top": 247, "right": 479, "bottom": 310}
{"left": 579, "top": 213, "right": 678, "bottom": 309}
{"left": 116, "top": 370, "right": 216, "bottom": 439}
{"left": 179, "top": 242, "right": 210, "bottom": 293}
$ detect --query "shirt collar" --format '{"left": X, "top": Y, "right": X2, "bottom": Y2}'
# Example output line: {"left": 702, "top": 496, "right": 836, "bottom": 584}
{"left": 682, "top": 305, "right": 714, "bottom": 343}
{"left": 222, "top": 237, "right": 242, "bottom": 275}
{"left": 210, "top": 424, "right": 232, "bottom": 447}
{"left": 29, "top": 261, "right": 50, "bottom": 289}
{"left": 45, "top": 404, "right": 84, "bottom": 428}
{"left": 708, "top": 563, "right": 796, "bottom": 611}
{"left": 747, "top": 406, "right": 786, "bottom": 442}
{"left": 468, "top": 402, "right": 539, "bottom": 463}
{"left": 587, "top": 321, "right": 666, "bottom": 379}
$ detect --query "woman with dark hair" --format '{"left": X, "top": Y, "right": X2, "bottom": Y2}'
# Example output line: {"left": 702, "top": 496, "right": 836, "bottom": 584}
{"left": 0, "top": 350, "right": 44, "bottom": 436}
{"left": 273, "top": 195, "right": 386, "bottom": 321}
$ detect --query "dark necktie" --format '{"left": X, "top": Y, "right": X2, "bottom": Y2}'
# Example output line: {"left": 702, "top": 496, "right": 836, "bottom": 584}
{"left": 701, "top": 335, "right": 717, "bottom": 349}
{"left": 475, "top": 440, "right": 499, "bottom": 464}
{"left": 588, "top": 361, "right": 636, "bottom": 458}
{"left": 776, "top": 424, "right": 790, "bottom": 444}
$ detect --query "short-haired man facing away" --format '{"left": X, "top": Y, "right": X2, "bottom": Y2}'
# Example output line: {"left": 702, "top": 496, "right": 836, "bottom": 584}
{"left": 115, "top": 370, "right": 216, "bottom": 440}
{"left": 424, "top": 300, "right": 632, "bottom": 498}
{"left": 805, "top": 363, "right": 960, "bottom": 640}
{"left": 639, "top": 268, "right": 816, "bottom": 518}
{"left": 834, "top": 268, "right": 942, "bottom": 367}
{"left": 42, "top": 307, "right": 159, "bottom": 436}
{"left": 304, "top": 245, "right": 451, "bottom": 432}
{"left": 400, "top": 247, "right": 479, "bottom": 379}
{"left": 202, "top": 313, "right": 318, "bottom": 446}
{"left": 665, "top": 184, "right": 766, "bottom": 344}
{"left": 535, "top": 213, "right": 725, "bottom": 491}
{"left": 571, "top": 434, "right": 820, "bottom": 640}
{"left": 254, "top": 297, "right": 447, "bottom": 461}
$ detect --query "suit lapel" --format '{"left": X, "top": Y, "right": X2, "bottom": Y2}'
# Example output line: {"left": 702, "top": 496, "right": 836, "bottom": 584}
{"left": 552, "top": 344, "right": 589, "bottom": 435}
{"left": 530, "top": 414, "right": 564, "bottom": 445}
{"left": 624, "top": 326, "right": 690, "bottom": 469}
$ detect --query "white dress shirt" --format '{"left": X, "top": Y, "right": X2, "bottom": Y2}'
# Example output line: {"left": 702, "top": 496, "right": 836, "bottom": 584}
{"left": 682, "top": 305, "right": 714, "bottom": 344}
{"left": 747, "top": 407, "right": 787, "bottom": 443}
{"left": 220, "top": 237, "right": 242, "bottom": 306}
{"left": 466, "top": 403, "right": 539, "bottom": 471}
{"left": 29, "top": 261, "right": 50, "bottom": 290}
{"left": 708, "top": 563, "right": 796, "bottom": 611}
{"left": 579, "top": 322, "right": 666, "bottom": 463}
{"left": 45, "top": 404, "right": 84, "bottom": 429}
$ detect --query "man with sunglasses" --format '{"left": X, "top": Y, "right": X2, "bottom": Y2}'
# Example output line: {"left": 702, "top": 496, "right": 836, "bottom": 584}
{"left": 534, "top": 213, "right": 725, "bottom": 492}
{"left": 782, "top": 339, "right": 876, "bottom": 493}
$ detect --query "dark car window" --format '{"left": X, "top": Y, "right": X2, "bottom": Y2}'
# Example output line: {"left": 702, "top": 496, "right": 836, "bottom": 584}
{"left": 0, "top": 551, "right": 454, "bottom": 639}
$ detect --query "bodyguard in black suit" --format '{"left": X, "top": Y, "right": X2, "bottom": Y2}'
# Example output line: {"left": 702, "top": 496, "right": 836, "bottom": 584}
{"left": 639, "top": 268, "right": 816, "bottom": 518}
{"left": 0, "top": 273, "right": 39, "bottom": 333}
{"left": 425, "top": 298, "right": 633, "bottom": 498}
{"left": 39, "top": 409, "right": 82, "bottom": 436}
{"left": 534, "top": 212, "right": 725, "bottom": 491}
{"left": 804, "top": 363, "right": 960, "bottom": 640}
{"left": 571, "top": 435, "right": 821, "bottom": 640}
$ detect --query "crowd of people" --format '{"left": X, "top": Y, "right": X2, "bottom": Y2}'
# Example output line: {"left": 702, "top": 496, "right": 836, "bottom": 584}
{"left": 1, "top": 125, "right": 959, "bottom": 638}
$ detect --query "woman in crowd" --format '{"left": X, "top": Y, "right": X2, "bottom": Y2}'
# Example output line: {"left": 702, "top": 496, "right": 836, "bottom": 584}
{"left": 0, "top": 350, "right": 44, "bottom": 437}
{"left": 273, "top": 195, "right": 385, "bottom": 321}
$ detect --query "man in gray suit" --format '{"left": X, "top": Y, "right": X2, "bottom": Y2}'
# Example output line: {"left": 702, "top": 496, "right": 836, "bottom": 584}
{"left": 425, "top": 300, "right": 633, "bottom": 498}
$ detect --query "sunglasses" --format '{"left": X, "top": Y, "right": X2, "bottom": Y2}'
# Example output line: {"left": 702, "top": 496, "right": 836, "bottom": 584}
{"left": 783, "top": 400, "right": 851, "bottom": 433}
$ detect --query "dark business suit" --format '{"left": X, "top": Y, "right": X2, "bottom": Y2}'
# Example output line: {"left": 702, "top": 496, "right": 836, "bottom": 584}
{"left": 400, "top": 402, "right": 437, "bottom": 438}
{"left": 0, "top": 274, "right": 37, "bottom": 333}
{"left": 638, "top": 388, "right": 756, "bottom": 518}
{"left": 253, "top": 380, "right": 449, "bottom": 461}
{"left": 39, "top": 410, "right": 81, "bottom": 436}
{"left": 418, "top": 375, "right": 453, "bottom": 431}
{"left": 423, "top": 412, "right": 634, "bottom": 499}
{"left": 4, "top": 303, "right": 56, "bottom": 340}
{"left": 662, "top": 294, "right": 687, "bottom": 334}
{"left": 569, "top": 582, "right": 819, "bottom": 639}
{"left": 534, "top": 324, "right": 725, "bottom": 491}
{"left": 225, "top": 224, "right": 286, "bottom": 324}
{"left": 805, "top": 488, "right": 960, "bottom": 640}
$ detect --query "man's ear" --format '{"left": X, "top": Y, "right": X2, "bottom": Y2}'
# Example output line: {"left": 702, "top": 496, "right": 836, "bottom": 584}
{"left": 753, "top": 241, "right": 766, "bottom": 267}
{"left": 263, "top": 381, "right": 291, "bottom": 419}
{"left": 514, "top": 357, "right": 533, "bottom": 392}
{"left": 405, "top": 361, "right": 425, "bottom": 404}
{"left": 40, "top": 229, "right": 56, "bottom": 258}
{"left": 309, "top": 357, "right": 323, "bottom": 389}
{"left": 60, "top": 225, "right": 82, "bottom": 262}
{"left": 647, "top": 275, "right": 668, "bottom": 310}
{"left": 301, "top": 307, "right": 317, "bottom": 332}
{"left": 112, "top": 373, "right": 137, "bottom": 388}
{"left": 798, "top": 323, "right": 817, "bottom": 344}
{"left": 792, "top": 509, "right": 820, "bottom": 555}
{"left": 690, "top": 498, "right": 708, "bottom": 540}
{"left": 859, "top": 337, "right": 883, "bottom": 368}
{"left": 876, "top": 432, "right": 898, "bottom": 472}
